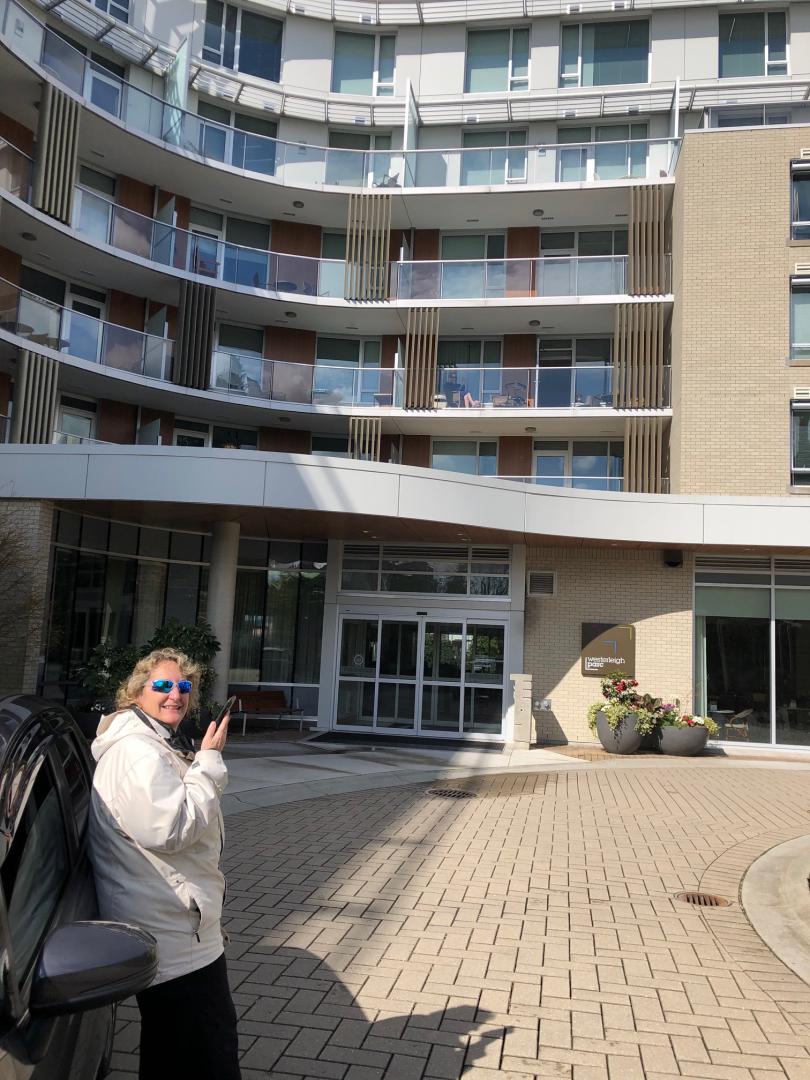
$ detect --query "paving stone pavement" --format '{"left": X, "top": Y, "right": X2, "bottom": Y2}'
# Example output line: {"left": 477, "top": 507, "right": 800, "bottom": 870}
{"left": 108, "top": 763, "right": 810, "bottom": 1080}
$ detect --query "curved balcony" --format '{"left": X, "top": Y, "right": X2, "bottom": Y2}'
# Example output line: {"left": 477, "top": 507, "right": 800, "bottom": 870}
{"left": 2, "top": 0, "right": 679, "bottom": 194}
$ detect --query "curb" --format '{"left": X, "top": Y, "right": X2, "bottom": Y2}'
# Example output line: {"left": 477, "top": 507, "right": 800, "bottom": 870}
{"left": 742, "top": 833, "right": 810, "bottom": 988}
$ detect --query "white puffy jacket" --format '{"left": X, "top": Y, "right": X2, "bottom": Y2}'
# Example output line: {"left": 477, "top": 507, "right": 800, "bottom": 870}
{"left": 88, "top": 708, "right": 229, "bottom": 985}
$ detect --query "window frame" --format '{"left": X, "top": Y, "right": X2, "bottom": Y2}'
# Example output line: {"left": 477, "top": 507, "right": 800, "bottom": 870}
{"left": 430, "top": 437, "right": 499, "bottom": 477}
{"left": 559, "top": 19, "right": 650, "bottom": 89}
{"left": 93, "top": 0, "right": 130, "bottom": 23}
{"left": 791, "top": 166, "right": 810, "bottom": 241}
{"left": 792, "top": 404, "right": 810, "bottom": 485}
{"left": 331, "top": 30, "right": 396, "bottom": 97}
{"left": 791, "top": 281, "right": 810, "bottom": 361}
{"left": 464, "top": 26, "right": 530, "bottom": 94}
{"left": 202, "top": 1, "right": 284, "bottom": 83}
{"left": 718, "top": 10, "right": 788, "bottom": 79}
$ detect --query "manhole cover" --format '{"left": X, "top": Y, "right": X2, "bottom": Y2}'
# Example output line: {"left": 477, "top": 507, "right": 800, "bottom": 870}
{"left": 675, "top": 891, "right": 731, "bottom": 908}
{"left": 425, "top": 788, "right": 477, "bottom": 799}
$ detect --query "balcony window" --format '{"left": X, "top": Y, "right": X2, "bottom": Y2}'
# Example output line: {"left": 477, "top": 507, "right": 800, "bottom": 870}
{"left": 461, "top": 129, "right": 527, "bottom": 185}
{"left": 94, "top": 0, "right": 129, "bottom": 22}
{"left": 440, "top": 233, "right": 505, "bottom": 299}
{"left": 203, "top": 1, "right": 283, "bottom": 82}
{"left": 432, "top": 440, "right": 497, "bottom": 477}
{"left": 326, "top": 130, "right": 392, "bottom": 187}
{"left": 532, "top": 439, "right": 624, "bottom": 490}
{"left": 312, "top": 435, "right": 350, "bottom": 457}
{"left": 215, "top": 324, "right": 264, "bottom": 394}
{"left": 557, "top": 123, "right": 648, "bottom": 181}
{"left": 332, "top": 32, "right": 395, "bottom": 96}
{"left": 792, "top": 169, "right": 810, "bottom": 240}
{"left": 315, "top": 337, "right": 382, "bottom": 405}
{"left": 465, "top": 28, "right": 529, "bottom": 93}
{"left": 719, "top": 12, "right": 787, "bottom": 78}
{"left": 560, "top": 21, "right": 649, "bottom": 88}
{"left": 710, "top": 106, "right": 791, "bottom": 128}
{"left": 793, "top": 286, "right": 810, "bottom": 360}
{"left": 537, "top": 337, "right": 613, "bottom": 408}
{"left": 197, "top": 101, "right": 278, "bottom": 175}
{"left": 55, "top": 397, "right": 96, "bottom": 445}
{"left": 793, "top": 407, "right": 810, "bottom": 485}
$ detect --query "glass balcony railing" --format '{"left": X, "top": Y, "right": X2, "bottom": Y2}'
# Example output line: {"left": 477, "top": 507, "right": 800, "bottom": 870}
{"left": 72, "top": 188, "right": 345, "bottom": 297}
{"left": 436, "top": 366, "right": 615, "bottom": 408}
{"left": 399, "top": 255, "right": 641, "bottom": 300}
{"left": 0, "top": 0, "right": 680, "bottom": 192}
{"left": 0, "top": 138, "right": 31, "bottom": 200}
{"left": 0, "top": 277, "right": 173, "bottom": 379}
{"left": 212, "top": 353, "right": 405, "bottom": 407}
{"left": 499, "top": 474, "right": 625, "bottom": 491}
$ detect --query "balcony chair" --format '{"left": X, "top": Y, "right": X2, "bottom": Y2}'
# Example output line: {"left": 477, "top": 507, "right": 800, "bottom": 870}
{"left": 723, "top": 708, "right": 753, "bottom": 739}
{"left": 373, "top": 172, "right": 401, "bottom": 188}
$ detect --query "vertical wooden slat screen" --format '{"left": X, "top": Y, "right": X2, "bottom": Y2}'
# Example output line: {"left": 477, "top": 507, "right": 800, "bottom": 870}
{"left": 349, "top": 416, "right": 382, "bottom": 462}
{"left": 403, "top": 307, "right": 440, "bottom": 409}
{"left": 623, "top": 416, "right": 668, "bottom": 493}
{"left": 344, "top": 193, "right": 392, "bottom": 301}
{"left": 32, "top": 83, "right": 80, "bottom": 225}
{"left": 10, "top": 350, "right": 58, "bottom": 444}
{"left": 173, "top": 281, "right": 216, "bottom": 390}
{"left": 613, "top": 303, "right": 667, "bottom": 408}
{"left": 628, "top": 185, "right": 669, "bottom": 296}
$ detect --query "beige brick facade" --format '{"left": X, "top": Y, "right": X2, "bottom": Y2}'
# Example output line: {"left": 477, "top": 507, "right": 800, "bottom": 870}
{"left": 524, "top": 545, "right": 694, "bottom": 743}
{"left": 0, "top": 499, "right": 54, "bottom": 697}
{"left": 671, "top": 127, "right": 810, "bottom": 496}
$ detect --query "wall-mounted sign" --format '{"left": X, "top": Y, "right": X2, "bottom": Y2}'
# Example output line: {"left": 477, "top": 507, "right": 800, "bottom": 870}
{"left": 581, "top": 622, "right": 635, "bottom": 677}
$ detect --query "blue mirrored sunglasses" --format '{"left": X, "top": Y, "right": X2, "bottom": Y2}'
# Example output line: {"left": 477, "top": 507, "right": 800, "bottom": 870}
{"left": 151, "top": 679, "right": 193, "bottom": 694}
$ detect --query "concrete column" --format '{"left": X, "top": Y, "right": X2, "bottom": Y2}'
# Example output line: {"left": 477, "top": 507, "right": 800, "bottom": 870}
{"left": 207, "top": 520, "right": 240, "bottom": 703}
{"left": 316, "top": 538, "right": 341, "bottom": 732}
{"left": 509, "top": 673, "right": 534, "bottom": 750}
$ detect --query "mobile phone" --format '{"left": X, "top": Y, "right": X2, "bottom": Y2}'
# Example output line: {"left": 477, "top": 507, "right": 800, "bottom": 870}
{"left": 214, "top": 696, "right": 238, "bottom": 726}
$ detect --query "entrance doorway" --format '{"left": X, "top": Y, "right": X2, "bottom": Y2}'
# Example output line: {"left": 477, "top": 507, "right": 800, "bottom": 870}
{"left": 334, "top": 614, "right": 506, "bottom": 737}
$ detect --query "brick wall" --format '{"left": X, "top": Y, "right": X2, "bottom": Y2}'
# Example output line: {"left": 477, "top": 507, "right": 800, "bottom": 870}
{"left": 524, "top": 545, "right": 694, "bottom": 743}
{"left": 672, "top": 127, "right": 810, "bottom": 496}
{"left": 0, "top": 500, "right": 55, "bottom": 696}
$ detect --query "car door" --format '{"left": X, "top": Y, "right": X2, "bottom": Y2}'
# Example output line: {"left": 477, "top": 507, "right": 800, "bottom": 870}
{"left": 0, "top": 720, "right": 107, "bottom": 1078}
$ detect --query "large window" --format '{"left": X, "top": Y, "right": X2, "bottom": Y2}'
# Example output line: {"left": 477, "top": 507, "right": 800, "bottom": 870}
{"left": 432, "top": 439, "right": 497, "bottom": 477}
{"left": 94, "top": 0, "right": 129, "bottom": 24}
{"left": 718, "top": 12, "right": 787, "bottom": 79}
{"left": 791, "top": 285, "right": 810, "bottom": 361}
{"left": 465, "top": 28, "right": 529, "bottom": 93}
{"left": 560, "top": 21, "right": 649, "bottom": 87}
{"left": 532, "top": 439, "right": 624, "bottom": 490}
{"left": 332, "top": 32, "right": 395, "bottom": 96}
{"left": 314, "top": 337, "right": 383, "bottom": 405}
{"left": 461, "top": 129, "right": 527, "bottom": 185}
{"left": 203, "top": 1, "right": 283, "bottom": 82}
{"left": 792, "top": 406, "right": 810, "bottom": 485}
{"left": 197, "top": 101, "right": 278, "bottom": 176}
{"left": 557, "top": 123, "right": 648, "bottom": 181}
{"left": 537, "top": 337, "right": 613, "bottom": 408}
{"left": 341, "top": 544, "right": 510, "bottom": 597}
{"left": 792, "top": 169, "right": 810, "bottom": 240}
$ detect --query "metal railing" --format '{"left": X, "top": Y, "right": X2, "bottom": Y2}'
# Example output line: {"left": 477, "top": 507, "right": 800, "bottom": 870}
{"left": 398, "top": 255, "right": 642, "bottom": 300}
{"left": 212, "top": 353, "right": 406, "bottom": 407}
{"left": 0, "top": 277, "right": 173, "bottom": 380}
{"left": 52, "top": 430, "right": 112, "bottom": 444}
{"left": 0, "top": 0, "right": 681, "bottom": 192}
{"left": 435, "top": 365, "right": 615, "bottom": 408}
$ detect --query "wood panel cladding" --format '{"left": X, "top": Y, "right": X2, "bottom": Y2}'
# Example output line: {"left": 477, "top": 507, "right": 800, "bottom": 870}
{"left": 349, "top": 416, "right": 382, "bottom": 462}
{"left": 381, "top": 336, "right": 398, "bottom": 368}
{"left": 117, "top": 175, "right": 154, "bottom": 217}
{"left": 271, "top": 220, "right": 321, "bottom": 258}
{"left": 624, "top": 416, "right": 668, "bottom": 494}
{"left": 628, "top": 185, "right": 670, "bottom": 296}
{"left": 412, "top": 230, "right": 439, "bottom": 261}
{"left": 264, "top": 326, "right": 316, "bottom": 364}
{"left": 0, "top": 371, "right": 11, "bottom": 417}
{"left": 613, "top": 303, "right": 667, "bottom": 409}
{"left": 503, "top": 335, "right": 536, "bottom": 368}
{"left": 506, "top": 227, "right": 539, "bottom": 297}
{"left": 380, "top": 433, "right": 400, "bottom": 463}
{"left": 108, "top": 291, "right": 146, "bottom": 332}
{"left": 32, "top": 83, "right": 80, "bottom": 225}
{"left": 402, "top": 434, "right": 430, "bottom": 468}
{"left": 403, "top": 307, "right": 440, "bottom": 409}
{"left": 0, "top": 246, "right": 22, "bottom": 284}
{"left": 10, "top": 350, "right": 58, "bottom": 444}
{"left": 97, "top": 399, "right": 138, "bottom": 444}
{"left": 0, "top": 112, "right": 34, "bottom": 155}
{"left": 173, "top": 281, "right": 215, "bottom": 390}
{"left": 259, "top": 428, "right": 312, "bottom": 453}
{"left": 344, "top": 193, "right": 392, "bottom": 301}
{"left": 497, "top": 437, "right": 532, "bottom": 478}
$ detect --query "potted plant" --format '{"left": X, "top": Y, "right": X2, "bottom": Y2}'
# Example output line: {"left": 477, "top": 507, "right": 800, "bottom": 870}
{"left": 587, "top": 675, "right": 660, "bottom": 754}
{"left": 658, "top": 711, "right": 719, "bottom": 756}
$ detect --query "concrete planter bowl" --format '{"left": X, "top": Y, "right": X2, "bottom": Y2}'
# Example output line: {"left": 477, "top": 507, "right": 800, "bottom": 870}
{"left": 658, "top": 725, "right": 709, "bottom": 756}
{"left": 595, "top": 711, "right": 642, "bottom": 755}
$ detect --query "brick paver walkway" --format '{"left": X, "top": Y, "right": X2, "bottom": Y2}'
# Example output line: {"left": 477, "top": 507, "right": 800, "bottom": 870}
{"left": 109, "top": 763, "right": 810, "bottom": 1079}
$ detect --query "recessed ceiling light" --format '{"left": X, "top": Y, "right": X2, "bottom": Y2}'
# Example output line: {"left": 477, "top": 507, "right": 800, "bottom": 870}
{"left": 293, "top": 200, "right": 304, "bottom": 208}
{"left": 284, "top": 311, "right": 297, "bottom": 318}
{"left": 21, "top": 232, "right": 36, "bottom": 241}
{"left": 532, "top": 209, "right": 544, "bottom": 217}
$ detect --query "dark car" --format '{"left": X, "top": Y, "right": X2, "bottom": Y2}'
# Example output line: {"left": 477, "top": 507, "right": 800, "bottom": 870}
{"left": 0, "top": 695, "right": 157, "bottom": 1079}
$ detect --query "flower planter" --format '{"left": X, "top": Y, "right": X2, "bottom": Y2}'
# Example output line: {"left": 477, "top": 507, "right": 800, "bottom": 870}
{"left": 596, "top": 711, "right": 642, "bottom": 755}
{"left": 658, "top": 725, "right": 709, "bottom": 756}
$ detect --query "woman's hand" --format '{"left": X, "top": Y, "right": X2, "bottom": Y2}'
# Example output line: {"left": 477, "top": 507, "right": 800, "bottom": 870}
{"left": 201, "top": 713, "right": 229, "bottom": 753}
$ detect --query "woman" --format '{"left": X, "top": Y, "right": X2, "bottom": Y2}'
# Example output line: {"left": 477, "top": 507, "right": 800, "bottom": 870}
{"left": 88, "top": 648, "right": 240, "bottom": 1080}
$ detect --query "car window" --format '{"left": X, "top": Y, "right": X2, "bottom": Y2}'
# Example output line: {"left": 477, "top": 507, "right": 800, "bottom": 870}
{"left": 53, "top": 735, "right": 91, "bottom": 839}
{"left": 0, "top": 760, "right": 70, "bottom": 980}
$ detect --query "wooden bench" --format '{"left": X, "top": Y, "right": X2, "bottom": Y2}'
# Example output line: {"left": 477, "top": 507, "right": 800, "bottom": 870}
{"left": 232, "top": 690, "right": 305, "bottom": 736}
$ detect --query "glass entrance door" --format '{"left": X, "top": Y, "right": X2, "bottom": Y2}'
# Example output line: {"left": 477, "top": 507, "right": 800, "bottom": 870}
{"left": 335, "top": 615, "right": 505, "bottom": 736}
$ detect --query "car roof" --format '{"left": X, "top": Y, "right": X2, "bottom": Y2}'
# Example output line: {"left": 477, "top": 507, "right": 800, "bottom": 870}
{"left": 0, "top": 695, "right": 78, "bottom": 756}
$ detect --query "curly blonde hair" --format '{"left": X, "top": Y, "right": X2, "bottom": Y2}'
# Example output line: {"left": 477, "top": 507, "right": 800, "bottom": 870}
{"left": 116, "top": 648, "right": 201, "bottom": 713}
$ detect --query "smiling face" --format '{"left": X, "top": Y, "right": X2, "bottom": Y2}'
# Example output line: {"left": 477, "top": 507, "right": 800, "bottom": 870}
{"left": 135, "top": 659, "right": 190, "bottom": 729}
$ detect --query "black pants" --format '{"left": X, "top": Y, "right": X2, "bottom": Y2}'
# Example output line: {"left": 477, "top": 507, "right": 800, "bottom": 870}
{"left": 136, "top": 953, "right": 241, "bottom": 1080}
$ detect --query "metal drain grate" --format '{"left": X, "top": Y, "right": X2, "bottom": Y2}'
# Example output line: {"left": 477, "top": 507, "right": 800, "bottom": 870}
{"left": 426, "top": 788, "right": 477, "bottom": 799}
{"left": 675, "top": 891, "right": 731, "bottom": 908}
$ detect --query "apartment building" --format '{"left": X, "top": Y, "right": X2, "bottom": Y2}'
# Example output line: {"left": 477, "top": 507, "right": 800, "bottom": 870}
{"left": 1, "top": 0, "right": 809, "bottom": 747}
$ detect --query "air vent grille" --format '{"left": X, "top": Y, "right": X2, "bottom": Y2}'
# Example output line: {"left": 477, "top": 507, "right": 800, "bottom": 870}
{"left": 695, "top": 555, "right": 770, "bottom": 572}
{"left": 794, "top": 387, "right": 810, "bottom": 400}
{"left": 774, "top": 558, "right": 810, "bottom": 574}
{"left": 795, "top": 263, "right": 810, "bottom": 275}
{"left": 801, "top": 148, "right": 810, "bottom": 159}
{"left": 527, "top": 571, "right": 556, "bottom": 597}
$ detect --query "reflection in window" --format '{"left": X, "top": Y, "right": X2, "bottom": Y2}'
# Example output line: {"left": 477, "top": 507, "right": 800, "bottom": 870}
{"left": 791, "top": 288, "right": 810, "bottom": 361}
{"left": 465, "top": 28, "right": 529, "bottom": 93}
{"left": 203, "top": 1, "right": 283, "bottom": 82}
{"left": 718, "top": 12, "right": 787, "bottom": 78}
{"left": 792, "top": 407, "right": 810, "bottom": 485}
{"left": 432, "top": 440, "right": 497, "bottom": 476}
{"left": 560, "top": 21, "right": 649, "bottom": 88}
{"left": 792, "top": 171, "right": 810, "bottom": 240}
{"left": 332, "top": 32, "right": 395, "bottom": 96}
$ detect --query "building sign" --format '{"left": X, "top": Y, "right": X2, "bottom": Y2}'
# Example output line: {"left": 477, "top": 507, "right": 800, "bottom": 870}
{"left": 581, "top": 622, "right": 635, "bottom": 677}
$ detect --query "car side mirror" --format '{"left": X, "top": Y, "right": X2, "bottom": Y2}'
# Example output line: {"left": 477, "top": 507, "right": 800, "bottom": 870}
{"left": 29, "top": 921, "right": 158, "bottom": 1018}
